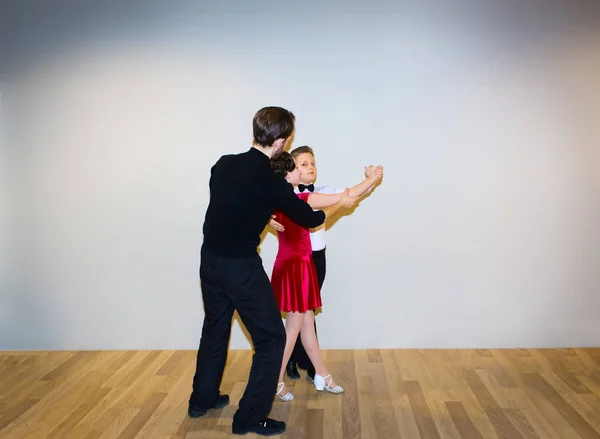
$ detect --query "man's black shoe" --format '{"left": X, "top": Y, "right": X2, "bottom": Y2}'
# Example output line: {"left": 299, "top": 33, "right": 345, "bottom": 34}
{"left": 232, "top": 418, "right": 286, "bottom": 436}
{"left": 188, "top": 394, "right": 230, "bottom": 418}
{"left": 306, "top": 367, "right": 315, "bottom": 381}
{"left": 286, "top": 360, "right": 300, "bottom": 380}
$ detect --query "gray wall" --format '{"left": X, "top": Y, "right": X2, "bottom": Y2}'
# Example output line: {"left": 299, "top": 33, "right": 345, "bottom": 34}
{"left": 1, "top": 1, "right": 599, "bottom": 350}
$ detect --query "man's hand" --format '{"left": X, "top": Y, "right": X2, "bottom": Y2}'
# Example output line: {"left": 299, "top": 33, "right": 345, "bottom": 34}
{"left": 269, "top": 215, "right": 285, "bottom": 232}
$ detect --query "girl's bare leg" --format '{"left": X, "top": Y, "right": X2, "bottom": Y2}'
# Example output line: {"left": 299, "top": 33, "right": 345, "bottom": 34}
{"left": 299, "top": 310, "right": 339, "bottom": 388}
{"left": 276, "top": 312, "right": 304, "bottom": 397}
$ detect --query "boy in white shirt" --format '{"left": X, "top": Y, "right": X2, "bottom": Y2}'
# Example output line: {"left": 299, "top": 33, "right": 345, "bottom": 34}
{"left": 269, "top": 145, "right": 383, "bottom": 380}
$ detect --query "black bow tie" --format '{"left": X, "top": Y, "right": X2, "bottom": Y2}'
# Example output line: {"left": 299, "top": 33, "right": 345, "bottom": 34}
{"left": 298, "top": 184, "right": 314, "bottom": 193}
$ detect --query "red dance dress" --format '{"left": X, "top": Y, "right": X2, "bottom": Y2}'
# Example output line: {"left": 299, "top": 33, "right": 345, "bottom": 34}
{"left": 271, "top": 192, "right": 322, "bottom": 313}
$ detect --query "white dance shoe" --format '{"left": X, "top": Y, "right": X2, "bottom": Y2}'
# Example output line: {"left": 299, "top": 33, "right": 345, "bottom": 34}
{"left": 313, "top": 374, "right": 344, "bottom": 393}
{"left": 276, "top": 382, "right": 294, "bottom": 401}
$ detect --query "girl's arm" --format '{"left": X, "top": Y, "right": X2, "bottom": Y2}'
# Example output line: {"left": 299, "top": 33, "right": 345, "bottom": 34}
{"left": 319, "top": 189, "right": 357, "bottom": 218}
{"left": 347, "top": 165, "right": 383, "bottom": 197}
{"left": 307, "top": 192, "right": 345, "bottom": 209}
{"left": 306, "top": 165, "right": 383, "bottom": 209}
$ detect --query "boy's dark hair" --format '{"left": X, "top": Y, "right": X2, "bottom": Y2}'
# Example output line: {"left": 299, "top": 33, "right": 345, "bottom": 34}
{"left": 253, "top": 107, "right": 295, "bottom": 147}
{"left": 290, "top": 145, "right": 314, "bottom": 158}
{"left": 271, "top": 151, "right": 296, "bottom": 178}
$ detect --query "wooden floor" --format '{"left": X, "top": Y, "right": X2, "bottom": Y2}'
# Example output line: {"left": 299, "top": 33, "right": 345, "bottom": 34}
{"left": 2, "top": 349, "right": 600, "bottom": 438}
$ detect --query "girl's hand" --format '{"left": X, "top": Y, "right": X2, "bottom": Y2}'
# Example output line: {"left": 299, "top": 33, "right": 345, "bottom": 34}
{"left": 269, "top": 215, "right": 285, "bottom": 232}
{"left": 339, "top": 188, "right": 359, "bottom": 208}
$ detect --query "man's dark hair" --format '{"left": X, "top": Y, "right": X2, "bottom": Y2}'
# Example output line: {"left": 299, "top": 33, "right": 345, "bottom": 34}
{"left": 290, "top": 145, "right": 314, "bottom": 158}
{"left": 253, "top": 107, "right": 295, "bottom": 147}
{"left": 271, "top": 151, "right": 296, "bottom": 178}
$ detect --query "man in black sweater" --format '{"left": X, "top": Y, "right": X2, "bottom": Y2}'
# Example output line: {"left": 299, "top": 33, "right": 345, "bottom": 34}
{"left": 188, "top": 107, "right": 326, "bottom": 436}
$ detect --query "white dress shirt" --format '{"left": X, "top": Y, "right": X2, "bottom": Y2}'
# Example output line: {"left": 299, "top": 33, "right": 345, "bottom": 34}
{"left": 295, "top": 185, "right": 344, "bottom": 251}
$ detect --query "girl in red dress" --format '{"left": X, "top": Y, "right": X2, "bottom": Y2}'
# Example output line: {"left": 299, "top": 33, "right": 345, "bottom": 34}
{"left": 269, "top": 152, "right": 382, "bottom": 401}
